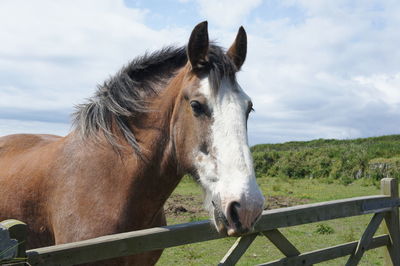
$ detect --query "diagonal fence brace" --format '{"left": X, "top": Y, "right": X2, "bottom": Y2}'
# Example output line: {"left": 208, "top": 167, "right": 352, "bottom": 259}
{"left": 219, "top": 233, "right": 258, "bottom": 265}
{"left": 262, "top": 229, "right": 301, "bottom": 258}
{"left": 345, "top": 212, "right": 384, "bottom": 266}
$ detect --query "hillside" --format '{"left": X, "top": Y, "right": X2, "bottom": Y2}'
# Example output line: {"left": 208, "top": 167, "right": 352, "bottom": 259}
{"left": 251, "top": 135, "right": 400, "bottom": 184}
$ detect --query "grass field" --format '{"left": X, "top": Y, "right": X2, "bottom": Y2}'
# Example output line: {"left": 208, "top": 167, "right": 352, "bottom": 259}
{"left": 157, "top": 176, "right": 388, "bottom": 265}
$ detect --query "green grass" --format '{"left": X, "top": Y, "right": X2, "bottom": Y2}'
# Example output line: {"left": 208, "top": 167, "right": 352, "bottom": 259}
{"left": 158, "top": 135, "right": 400, "bottom": 265}
{"left": 157, "top": 176, "right": 387, "bottom": 265}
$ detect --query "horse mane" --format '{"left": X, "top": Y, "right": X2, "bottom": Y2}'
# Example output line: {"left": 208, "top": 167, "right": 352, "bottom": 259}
{"left": 72, "top": 44, "right": 237, "bottom": 154}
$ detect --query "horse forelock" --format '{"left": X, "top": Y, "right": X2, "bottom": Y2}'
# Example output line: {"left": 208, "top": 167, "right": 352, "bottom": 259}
{"left": 72, "top": 44, "right": 238, "bottom": 154}
{"left": 206, "top": 43, "right": 238, "bottom": 96}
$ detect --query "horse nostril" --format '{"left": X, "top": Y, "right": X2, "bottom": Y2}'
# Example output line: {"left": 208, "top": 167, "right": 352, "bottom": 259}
{"left": 227, "top": 201, "right": 241, "bottom": 228}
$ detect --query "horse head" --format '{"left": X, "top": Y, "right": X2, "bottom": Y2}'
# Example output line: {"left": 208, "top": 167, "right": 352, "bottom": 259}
{"left": 172, "top": 21, "right": 265, "bottom": 236}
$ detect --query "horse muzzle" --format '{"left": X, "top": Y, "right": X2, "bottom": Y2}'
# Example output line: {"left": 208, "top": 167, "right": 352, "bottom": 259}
{"left": 212, "top": 196, "right": 264, "bottom": 237}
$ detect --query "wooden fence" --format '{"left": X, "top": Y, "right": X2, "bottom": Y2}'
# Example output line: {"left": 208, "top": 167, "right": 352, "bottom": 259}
{"left": 1, "top": 177, "right": 399, "bottom": 265}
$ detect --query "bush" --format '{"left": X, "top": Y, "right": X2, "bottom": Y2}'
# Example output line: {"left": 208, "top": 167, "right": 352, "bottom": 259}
{"left": 367, "top": 157, "right": 400, "bottom": 180}
{"left": 315, "top": 224, "right": 335, "bottom": 235}
{"left": 252, "top": 151, "right": 279, "bottom": 177}
{"left": 251, "top": 135, "right": 400, "bottom": 183}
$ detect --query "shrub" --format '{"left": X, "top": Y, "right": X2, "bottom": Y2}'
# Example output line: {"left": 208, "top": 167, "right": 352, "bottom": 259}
{"left": 315, "top": 224, "right": 335, "bottom": 235}
{"left": 251, "top": 135, "right": 400, "bottom": 183}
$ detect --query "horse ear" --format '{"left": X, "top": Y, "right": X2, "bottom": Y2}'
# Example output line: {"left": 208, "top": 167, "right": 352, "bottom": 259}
{"left": 188, "top": 21, "right": 209, "bottom": 70}
{"left": 227, "top": 26, "right": 247, "bottom": 70}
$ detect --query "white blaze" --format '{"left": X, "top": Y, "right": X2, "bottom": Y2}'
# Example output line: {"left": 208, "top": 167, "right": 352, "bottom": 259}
{"left": 194, "top": 78, "right": 264, "bottom": 229}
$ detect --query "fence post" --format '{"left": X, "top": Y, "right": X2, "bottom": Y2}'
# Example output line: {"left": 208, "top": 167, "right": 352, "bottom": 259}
{"left": 0, "top": 219, "right": 27, "bottom": 258}
{"left": 381, "top": 178, "right": 400, "bottom": 266}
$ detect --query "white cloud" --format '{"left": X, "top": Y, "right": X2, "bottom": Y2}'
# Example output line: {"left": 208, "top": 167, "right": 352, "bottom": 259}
{"left": 195, "top": 0, "right": 263, "bottom": 28}
{"left": 0, "top": 0, "right": 188, "bottom": 112}
{"left": 238, "top": 1, "right": 400, "bottom": 143}
{"left": 1, "top": 0, "right": 400, "bottom": 144}
{"left": 0, "top": 0, "right": 190, "bottom": 136}
{"left": 354, "top": 73, "right": 400, "bottom": 106}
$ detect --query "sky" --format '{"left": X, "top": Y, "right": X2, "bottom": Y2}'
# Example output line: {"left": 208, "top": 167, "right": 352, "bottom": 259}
{"left": 0, "top": 0, "right": 399, "bottom": 145}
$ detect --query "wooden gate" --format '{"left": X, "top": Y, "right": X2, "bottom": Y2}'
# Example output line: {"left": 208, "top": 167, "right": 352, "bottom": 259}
{"left": 1, "top": 178, "right": 399, "bottom": 265}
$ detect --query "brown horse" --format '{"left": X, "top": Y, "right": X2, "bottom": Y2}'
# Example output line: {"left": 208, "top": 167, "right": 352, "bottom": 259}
{"left": 0, "top": 21, "right": 264, "bottom": 265}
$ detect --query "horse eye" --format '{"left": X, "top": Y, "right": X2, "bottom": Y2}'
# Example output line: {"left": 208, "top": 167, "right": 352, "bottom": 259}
{"left": 190, "top": 100, "right": 203, "bottom": 115}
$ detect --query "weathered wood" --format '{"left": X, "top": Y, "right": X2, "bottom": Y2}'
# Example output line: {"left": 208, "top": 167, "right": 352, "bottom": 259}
{"left": 262, "top": 229, "right": 300, "bottom": 257}
{"left": 26, "top": 195, "right": 399, "bottom": 266}
{"left": 27, "top": 220, "right": 221, "bottom": 266}
{"left": 259, "top": 234, "right": 390, "bottom": 266}
{"left": 219, "top": 233, "right": 258, "bottom": 265}
{"left": 345, "top": 212, "right": 384, "bottom": 266}
{"left": 254, "top": 195, "right": 399, "bottom": 232}
{"left": 381, "top": 178, "right": 400, "bottom": 266}
{"left": 0, "top": 219, "right": 27, "bottom": 258}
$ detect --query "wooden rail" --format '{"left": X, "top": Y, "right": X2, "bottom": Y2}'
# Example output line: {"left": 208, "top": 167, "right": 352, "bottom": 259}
{"left": 1, "top": 178, "right": 399, "bottom": 265}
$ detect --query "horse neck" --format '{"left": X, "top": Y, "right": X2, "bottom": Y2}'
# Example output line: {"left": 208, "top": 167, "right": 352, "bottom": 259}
{"left": 57, "top": 76, "right": 182, "bottom": 231}
{"left": 121, "top": 75, "right": 185, "bottom": 226}
{"left": 71, "top": 72, "right": 184, "bottom": 228}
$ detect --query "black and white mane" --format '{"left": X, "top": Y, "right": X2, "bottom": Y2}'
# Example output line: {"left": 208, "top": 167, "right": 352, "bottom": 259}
{"left": 73, "top": 44, "right": 237, "bottom": 153}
